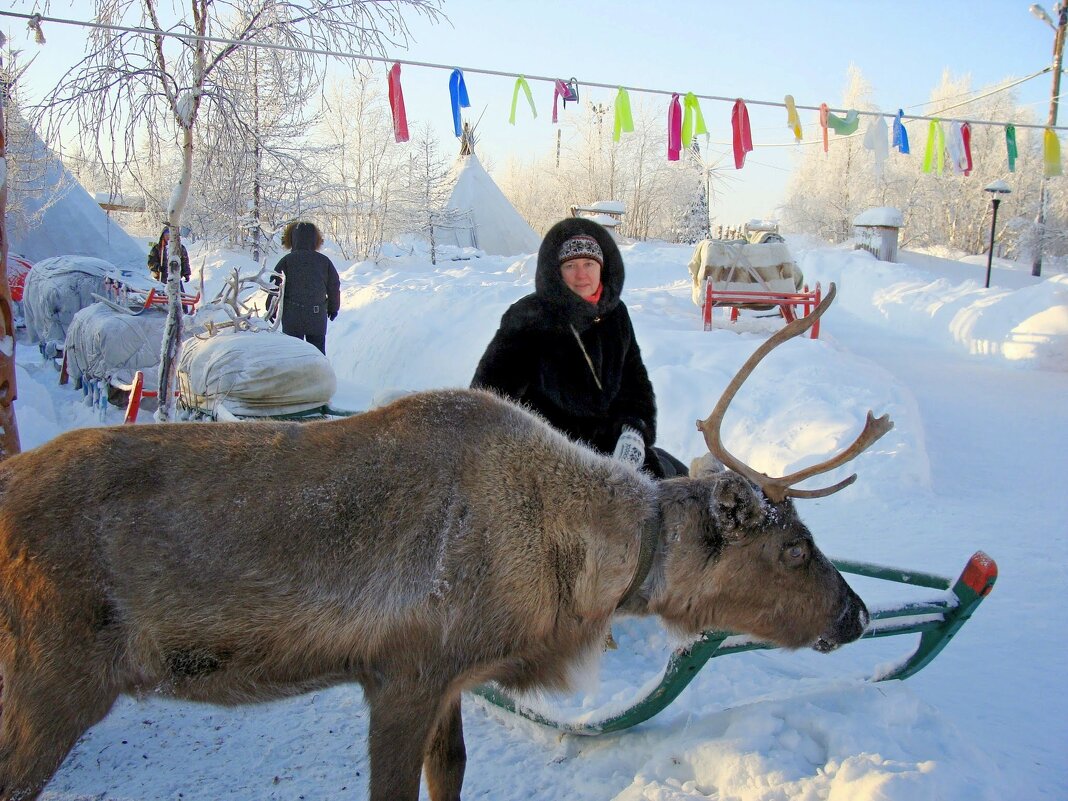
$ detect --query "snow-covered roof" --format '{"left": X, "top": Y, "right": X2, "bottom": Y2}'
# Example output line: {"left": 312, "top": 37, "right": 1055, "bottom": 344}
{"left": 589, "top": 200, "right": 625, "bottom": 214}
{"left": 853, "top": 207, "right": 904, "bottom": 228}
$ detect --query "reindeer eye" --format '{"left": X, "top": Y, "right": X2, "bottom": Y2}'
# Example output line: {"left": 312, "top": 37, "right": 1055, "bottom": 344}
{"left": 783, "top": 542, "right": 808, "bottom": 566}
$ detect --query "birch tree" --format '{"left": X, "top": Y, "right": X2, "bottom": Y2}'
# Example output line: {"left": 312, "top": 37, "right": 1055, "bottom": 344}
{"left": 30, "top": 0, "right": 443, "bottom": 419}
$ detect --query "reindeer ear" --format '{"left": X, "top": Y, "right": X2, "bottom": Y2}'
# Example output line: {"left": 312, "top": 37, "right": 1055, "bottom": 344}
{"left": 689, "top": 453, "right": 726, "bottom": 479}
{"left": 709, "top": 472, "right": 767, "bottom": 540}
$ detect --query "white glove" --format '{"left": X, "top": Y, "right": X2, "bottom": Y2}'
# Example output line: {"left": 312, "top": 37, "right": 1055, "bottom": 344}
{"left": 613, "top": 425, "right": 645, "bottom": 468}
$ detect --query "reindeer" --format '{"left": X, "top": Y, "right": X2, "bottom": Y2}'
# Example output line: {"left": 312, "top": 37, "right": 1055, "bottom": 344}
{"left": 0, "top": 285, "right": 889, "bottom": 801}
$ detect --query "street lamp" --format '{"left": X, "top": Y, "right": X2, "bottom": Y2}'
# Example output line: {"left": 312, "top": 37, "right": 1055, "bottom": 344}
{"left": 1029, "top": 2, "right": 1067, "bottom": 277}
{"left": 984, "top": 181, "right": 1012, "bottom": 289}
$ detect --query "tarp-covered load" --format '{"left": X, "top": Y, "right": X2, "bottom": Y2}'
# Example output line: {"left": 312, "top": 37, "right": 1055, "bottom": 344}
{"left": 178, "top": 331, "right": 336, "bottom": 418}
{"left": 23, "top": 255, "right": 115, "bottom": 351}
{"left": 687, "top": 239, "right": 802, "bottom": 306}
{"left": 63, "top": 303, "right": 166, "bottom": 392}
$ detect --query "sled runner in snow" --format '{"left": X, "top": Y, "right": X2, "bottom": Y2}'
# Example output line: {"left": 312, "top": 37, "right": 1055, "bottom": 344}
{"left": 473, "top": 551, "right": 998, "bottom": 735}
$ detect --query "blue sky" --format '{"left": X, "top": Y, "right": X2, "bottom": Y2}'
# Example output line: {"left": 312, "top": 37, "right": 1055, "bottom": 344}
{"left": 6, "top": 0, "right": 1062, "bottom": 222}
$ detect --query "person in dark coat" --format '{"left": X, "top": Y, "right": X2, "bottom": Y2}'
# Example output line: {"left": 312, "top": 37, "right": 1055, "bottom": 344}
{"left": 147, "top": 226, "right": 191, "bottom": 283}
{"left": 268, "top": 221, "right": 341, "bottom": 355}
{"left": 472, "top": 217, "right": 685, "bottom": 478}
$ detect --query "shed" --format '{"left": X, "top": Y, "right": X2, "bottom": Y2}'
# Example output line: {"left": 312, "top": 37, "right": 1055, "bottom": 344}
{"left": 853, "top": 207, "right": 903, "bottom": 262}
{"left": 569, "top": 200, "right": 624, "bottom": 230}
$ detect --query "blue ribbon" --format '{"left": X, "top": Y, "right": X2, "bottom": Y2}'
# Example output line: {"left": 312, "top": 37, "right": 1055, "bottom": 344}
{"left": 893, "top": 109, "right": 910, "bottom": 154}
{"left": 449, "top": 69, "right": 470, "bottom": 138}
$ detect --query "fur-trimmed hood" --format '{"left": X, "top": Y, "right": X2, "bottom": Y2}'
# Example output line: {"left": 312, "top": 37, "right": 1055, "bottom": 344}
{"left": 535, "top": 218, "right": 624, "bottom": 327}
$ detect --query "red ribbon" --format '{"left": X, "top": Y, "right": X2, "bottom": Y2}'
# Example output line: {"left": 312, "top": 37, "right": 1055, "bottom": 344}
{"left": 961, "top": 122, "right": 973, "bottom": 176}
{"left": 819, "top": 103, "right": 829, "bottom": 153}
{"left": 668, "top": 94, "right": 682, "bottom": 161}
{"left": 732, "top": 99, "right": 753, "bottom": 169}
{"left": 387, "top": 62, "right": 409, "bottom": 143}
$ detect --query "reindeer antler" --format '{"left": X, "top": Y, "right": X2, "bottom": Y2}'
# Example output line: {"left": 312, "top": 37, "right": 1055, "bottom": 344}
{"left": 695, "top": 283, "right": 894, "bottom": 503}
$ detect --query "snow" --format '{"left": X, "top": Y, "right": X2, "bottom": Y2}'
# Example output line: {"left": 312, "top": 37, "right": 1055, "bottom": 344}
{"left": 11, "top": 233, "right": 1067, "bottom": 800}
{"left": 853, "top": 207, "right": 904, "bottom": 228}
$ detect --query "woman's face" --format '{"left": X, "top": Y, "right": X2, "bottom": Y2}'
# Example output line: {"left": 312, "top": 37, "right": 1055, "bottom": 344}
{"left": 560, "top": 258, "right": 602, "bottom": 299}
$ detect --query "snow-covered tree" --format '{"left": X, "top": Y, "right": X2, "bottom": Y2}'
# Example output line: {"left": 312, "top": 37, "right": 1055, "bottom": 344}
{"left": 28, "top": 0, "right": 443, "bottom": 419}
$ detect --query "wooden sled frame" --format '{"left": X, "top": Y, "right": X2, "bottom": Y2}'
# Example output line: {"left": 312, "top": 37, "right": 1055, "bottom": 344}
{"left": 474, "top": 551, "right": 997, "bottom": 735}
{"left": 703, "top": 279, "right": 823, "bottom": 338}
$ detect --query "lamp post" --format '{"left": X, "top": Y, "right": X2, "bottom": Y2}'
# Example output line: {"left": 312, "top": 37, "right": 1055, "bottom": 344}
{"left": 984, "top": 181, "right": 1012, "bottom": 289}
{"left": 1029, "top": 2, "right": 1067, "bottom": 277}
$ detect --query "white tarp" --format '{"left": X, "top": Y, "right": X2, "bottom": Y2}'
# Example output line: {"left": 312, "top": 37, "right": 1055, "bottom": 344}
{"left": 438, "top": 154, "right": 540, "bottom": 257}
{"left": 687, "top": 239, "right": 803, "bottom": 305}
{"left": 178, "top": 331, "right": 336, "bottom": 417}
{"left": 22, "top": 255, "right": 115, "bottom": 348}
{"left": 63, "top": 303, "right": 167, "bottom": 391}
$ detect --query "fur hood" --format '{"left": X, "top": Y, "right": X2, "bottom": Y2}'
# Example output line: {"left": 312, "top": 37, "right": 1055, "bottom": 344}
{"left": 282, "top": 221, "right": 323, "bottom": 252}
{"left": 534, "top": 218, "right": 624, "bottom": 326}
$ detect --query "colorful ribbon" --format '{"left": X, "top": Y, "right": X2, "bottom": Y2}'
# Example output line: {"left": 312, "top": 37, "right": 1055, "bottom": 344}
{"left": 961, "top": 122, "right": 973, "bottom": 176}
{"left": 681, "top": 92, "right": 707, "bottom": 147}
{"left": 863, "top": 116, "right": 888, "bottom": 174}
{"left": 784, "top": 95, "right": 802, "bottom": 142}
{"left": 893, "top": 109, "right": 910, "bottom": 154}
{"left": 668, "top": 93, "right": 682, "bottom": 161}
{"left": 387, "top": 63, "right": 409, "bottom": 143}
{"left": 552, "top": 79, "right": 577, "bottom": 123}
{"left": 449, "top": 69, "right": 470, "bottom": 138}
{"left": 509, "top": 76, "right": 536, "bottom": 125}
{"left": 947, "top": 122, "right": 966, "bottom": 174}
{"left": 1044, "top": 128, "right": 1063, "bottom": 177}
{"left": 825, "top": 109, "right": 860, "bottom": 135}
{"left": 1005, "top": 125, "right": 1018, "bottom": 173}
{"left": 819, "top": 103, "right": 829, "bottom": 153}
{"left": 613, "top": 87, "right": 633, "bottom": 142}
{"left": 923, "top": 119, "right": 945, "bottom": 175}
{"left": 732, "top": 99, "right": 753, "bottom": 169}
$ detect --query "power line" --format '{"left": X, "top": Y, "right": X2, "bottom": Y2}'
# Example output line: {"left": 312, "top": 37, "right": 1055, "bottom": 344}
{"left": 2, "top": 8, "right": 1067, "bottom": 133}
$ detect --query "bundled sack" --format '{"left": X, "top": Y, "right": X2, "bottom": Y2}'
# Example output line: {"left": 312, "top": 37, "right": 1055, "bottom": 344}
{"left": 178, "top": 330, "right": 336, "bottom": 417}
{"left": 687, "top": 239, "right": 803, "bottom": 306}
{"left": 23, "top": 255, "right": 114, "bottom": 349}
{"left": 63, "top": 303, "right": 167, "bottom": 392}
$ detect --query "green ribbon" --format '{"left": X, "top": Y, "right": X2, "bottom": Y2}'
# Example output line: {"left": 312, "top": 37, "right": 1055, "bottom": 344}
{"left": 923, "top": 119, "right": 945, "bottom": 175}
{"left": 509, "top": 76, "right": 537, "bottom": 125}
{"left": 681, "top": 92, "right": 707, "bottom": 147}
{"left": 1005, "top": 125, "right": 1017, "bottom": 173}
{"left": 613, "top": 87, "right": 634, "bottom": 141}
{"left": 825, "top": 109, "right": 860, "bottom": 135}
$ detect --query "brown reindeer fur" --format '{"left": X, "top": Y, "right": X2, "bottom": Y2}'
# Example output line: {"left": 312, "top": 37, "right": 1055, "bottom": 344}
{"left": 0, "top": 388, "right": 866, "bottom": 801}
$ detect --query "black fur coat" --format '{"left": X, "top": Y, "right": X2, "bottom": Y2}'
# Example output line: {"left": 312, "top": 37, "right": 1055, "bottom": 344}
{"left": 472, "top": 217, "right": 658, "bottom": 459}
{"left": 271, "top": 224, "right": 341, "bottom": 339}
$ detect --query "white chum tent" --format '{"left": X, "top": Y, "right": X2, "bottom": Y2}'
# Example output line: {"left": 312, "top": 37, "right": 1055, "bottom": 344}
{"left": 439, "top": 154, "right": 540, "bottom": 257}
{"left": 9, "top": 127, "right": 146, "bottom": 270}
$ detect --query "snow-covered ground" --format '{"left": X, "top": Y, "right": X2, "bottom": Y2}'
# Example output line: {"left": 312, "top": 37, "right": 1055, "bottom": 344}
{"left": 15, "top": 236, "right": 1067, "bottom": 800}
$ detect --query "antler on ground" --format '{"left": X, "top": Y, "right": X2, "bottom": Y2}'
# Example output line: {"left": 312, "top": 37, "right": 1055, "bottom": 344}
{"left": 696, "top": 283, "right": 894, "bottom": 503}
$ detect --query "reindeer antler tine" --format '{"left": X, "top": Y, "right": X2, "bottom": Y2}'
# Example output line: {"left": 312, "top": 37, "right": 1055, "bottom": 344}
{"left": 778, "top": 412, "right": 894, "bottom": 493}
{"left": 696, "top": 284, "right": 838, "bottom": 498}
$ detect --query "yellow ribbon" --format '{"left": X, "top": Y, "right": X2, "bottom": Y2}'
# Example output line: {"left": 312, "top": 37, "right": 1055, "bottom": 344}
{"left": 509, "top": 76, "right": 537, "bottom": 125}
{"left": 681, "top": 92, "right": 708, "bottom": 147}
{"left": 923, "top": 119, "right": 945, "bottom": 175}
{"left": 784, "top": 95, "right": 802, "bottom": 142}
{"left": 1044, "top": 128, "right": 1063, "bottom": 177}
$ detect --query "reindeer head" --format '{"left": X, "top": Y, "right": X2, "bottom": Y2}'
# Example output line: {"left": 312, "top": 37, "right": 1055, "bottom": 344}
{"left": 645, "top": 285, "right": 882, "bottom": 651}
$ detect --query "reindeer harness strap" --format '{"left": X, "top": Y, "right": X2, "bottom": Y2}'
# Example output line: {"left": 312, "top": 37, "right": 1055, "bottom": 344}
{"left": 617, "top": 503, "right": 662, "bottom": 609}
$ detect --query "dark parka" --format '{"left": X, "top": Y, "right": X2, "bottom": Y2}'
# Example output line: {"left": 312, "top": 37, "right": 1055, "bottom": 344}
{"left": 147, "top": 238, "right": 190, "bottom": 282}
{"left": 472, "top": 217, "right": 662, "bottom": 473}
{"left": 271, "top": 222, "right": 341, "bottom": 347}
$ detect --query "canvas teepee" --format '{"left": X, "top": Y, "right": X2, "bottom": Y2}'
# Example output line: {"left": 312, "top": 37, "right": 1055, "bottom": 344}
{"left": 9, "top": 124, "right": 145, "bottom": 270}
{"left": 437, "top": 125, "right": 540, "bottom": 258}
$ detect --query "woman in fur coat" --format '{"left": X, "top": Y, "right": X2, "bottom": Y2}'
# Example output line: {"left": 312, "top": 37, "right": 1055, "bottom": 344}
{"left": 472, "top": 217, "right": 685, "bottom": 478}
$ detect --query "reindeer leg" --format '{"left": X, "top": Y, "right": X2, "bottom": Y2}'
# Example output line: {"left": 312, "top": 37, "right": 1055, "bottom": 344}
{"left": 424, "top": 695, "right": 466, "bottom": 801}
{"left": 0, "top": 658, "right": 120, "bottom": 801}
{"left": 366, "top": 680, "right": 449, "bottom": 801}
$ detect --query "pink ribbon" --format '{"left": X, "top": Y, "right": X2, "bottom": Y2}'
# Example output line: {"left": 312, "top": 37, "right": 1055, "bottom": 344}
{"left": 732, "top": 99, "right": 753, "bottom": 169}
{"left": 668, "top": 93, "right": 682, "bottom": 161}
{"left": 552, "top": 80, "right": 568, "bottom": 123}
{"left": 387, "top": 63, "right": 409, "bottom": 143}
{"left": 961, "top": 122, "right": 973, "bottom": 176}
